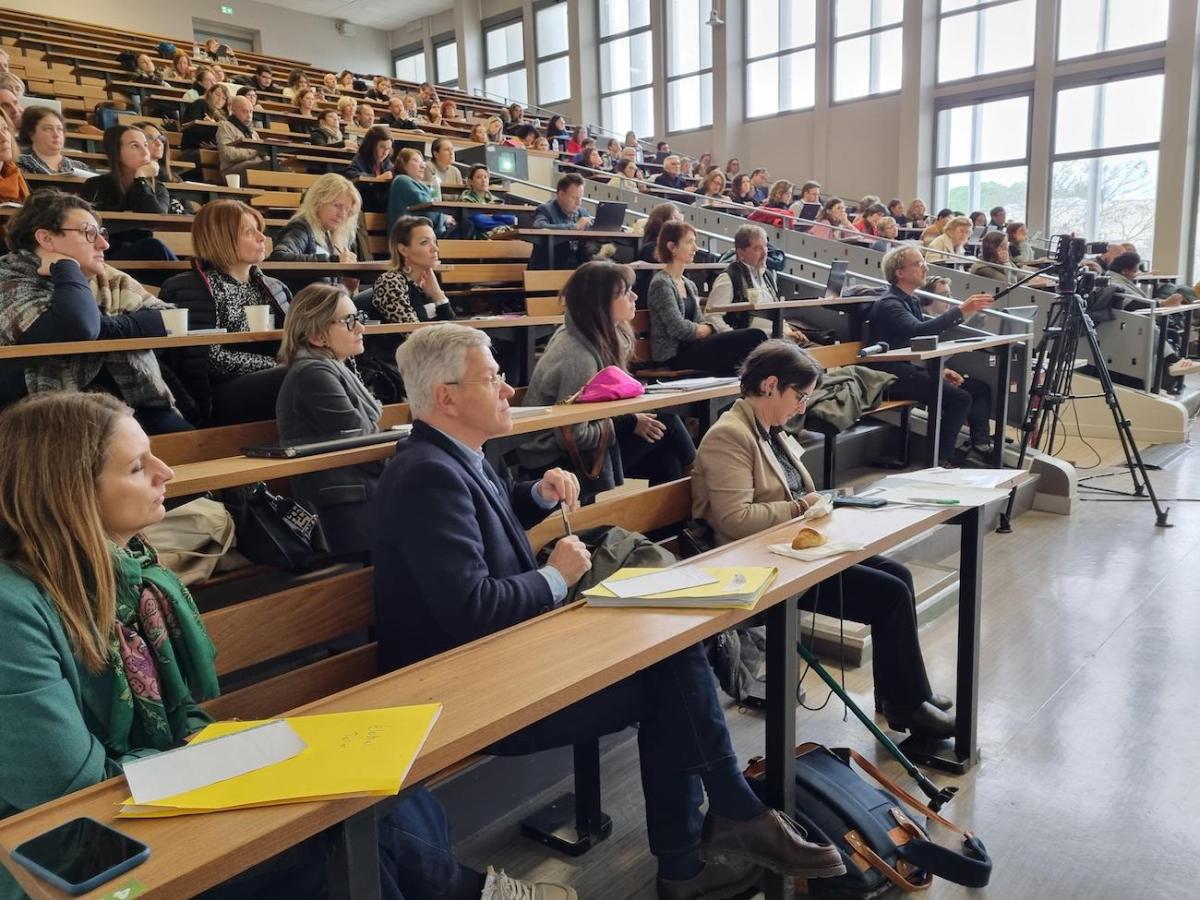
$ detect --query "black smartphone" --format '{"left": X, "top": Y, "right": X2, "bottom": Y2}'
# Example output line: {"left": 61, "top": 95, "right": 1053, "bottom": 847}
{"left": 833, "top": 495, "right": 887, "bottom": 509}
{"left": 11, "top": 817, "right": 149, "bottom": 895}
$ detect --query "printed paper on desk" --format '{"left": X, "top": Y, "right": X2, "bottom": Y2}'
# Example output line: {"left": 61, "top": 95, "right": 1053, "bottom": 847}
{"left": 123, "top": 719, "right": 307, "bottom": 805}
{"left": 644, "top": 377, "right": 739, "bottom": 392}
{"left": 510, "top": 406, "right": 553, "bottom": 419}
{"left": 904, "top": 467, "right": 1016, "bottom": 489}
{"left": 874, "top": 485, "right": 1010, "bottom": 507}
{"left": 602, "top": 567, "right": 719, "bottom": 598}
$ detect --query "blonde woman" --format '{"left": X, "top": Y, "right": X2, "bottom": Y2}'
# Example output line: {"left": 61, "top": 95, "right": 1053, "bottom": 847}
{"left": 269, "top": 173, "right": 362, "bottom": 293}
{"left": 336, "top": 95, "right": 356, "bottom": 130}
{"left": 925, "top": 214, "right": 972, "bottom": 263}
{"left": 699, "top": 168, "right": 729, "bottom": 208}
{"left": 292, "top": 86, "right": 317, "bottom": 118}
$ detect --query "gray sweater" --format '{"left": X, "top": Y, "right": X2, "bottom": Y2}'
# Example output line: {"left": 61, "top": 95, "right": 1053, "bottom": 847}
{"left": 646, "top": 270, "right": 729, "bottom": 363}
{"left": 517, "top": 322, "right": 624, "bottom": 491}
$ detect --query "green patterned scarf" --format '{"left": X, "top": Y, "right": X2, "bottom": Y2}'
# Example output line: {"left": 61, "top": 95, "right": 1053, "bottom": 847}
{"left": 83, "top": 539, "right": 219, "bottom": 758}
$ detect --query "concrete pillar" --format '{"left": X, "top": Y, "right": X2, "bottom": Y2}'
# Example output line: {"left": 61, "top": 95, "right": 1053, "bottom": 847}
{"left": 455, "top": 0, "right": 483, "bottom": 95}
{"left": 1023, "top": 0, "right": 1060, "bottom": 236}
{"left": 895, "top": 0, "right": 937, "bottom": 202}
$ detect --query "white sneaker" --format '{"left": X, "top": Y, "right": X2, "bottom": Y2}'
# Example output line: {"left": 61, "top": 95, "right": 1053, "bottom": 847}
{"left": 480, "top": 866, "right": 578, "bottom": 900}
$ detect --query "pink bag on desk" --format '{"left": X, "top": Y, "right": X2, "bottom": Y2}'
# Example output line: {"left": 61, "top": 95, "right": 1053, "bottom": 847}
{"left": 573, "top": 366, "right": 645, "bottom": 403}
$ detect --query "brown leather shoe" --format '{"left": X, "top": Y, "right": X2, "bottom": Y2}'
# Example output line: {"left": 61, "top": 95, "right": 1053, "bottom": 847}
{"left": 655, "top": 858, "right": 762, "bottom": 900}
{"left": 701, "top": 809, "right": 846, "bottom": 879}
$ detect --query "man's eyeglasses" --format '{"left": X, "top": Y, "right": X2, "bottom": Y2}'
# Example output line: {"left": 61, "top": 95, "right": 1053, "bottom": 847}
{"left": 446, "top": 372, "right": 508, "bottom": 390}
{"left": 59, "top": 225, "right": 109, "bottom": 244}
{"left": 334, "top": 310, "right": 369, "bottom": 331}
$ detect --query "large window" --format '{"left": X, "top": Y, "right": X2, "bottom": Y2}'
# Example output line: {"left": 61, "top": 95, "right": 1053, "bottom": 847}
{"left": 832, "top": 0, "right": 903, "bottom": 103}
{"left": 1048, "top": 72, "right": 1164, "bottom": 256}
{"left": 937, "top": 0, "right": 1036, "bottom": 84}
{"left": 599, "top": 0, "right": 654, "bottom": 138}
{"left": 1057, "top": 0, "right": 1169, "bottom": 61}
{"left": 536, "top": 1, "right": 571, "bottom": 105}
{"left": 745, "top": 0, "right": 817, "bottom": 119}
{"left": 393, "top": 45, "right": 426, "bottom": 84}
{"left": 934, "top": 94, "right": 1031, "bottom": 223}
{"left": 434, "top": 36, "right": 458, "bottom": 88}
{"left": 484, "top": 17, "right": 528, "bottom": 105}
{"left": 666, "top": 0, "right": 714, "bottom": 132}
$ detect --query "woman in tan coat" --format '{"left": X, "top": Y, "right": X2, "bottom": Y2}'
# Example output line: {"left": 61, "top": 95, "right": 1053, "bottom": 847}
{"left": 691, "top": 340, "right": 955, "bottom": 740}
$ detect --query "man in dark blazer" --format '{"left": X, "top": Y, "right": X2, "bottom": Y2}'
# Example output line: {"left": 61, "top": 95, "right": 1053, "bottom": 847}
{"left": 373, "top": 324, "right": 845, "bottom": 900}
{"left": 867, "top": 245, "right": 995, "bottom": 464}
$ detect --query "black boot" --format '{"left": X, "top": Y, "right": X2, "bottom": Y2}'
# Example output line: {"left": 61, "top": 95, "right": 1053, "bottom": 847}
{"left": 881, "top": 700, "right": 956, "bottom": 740}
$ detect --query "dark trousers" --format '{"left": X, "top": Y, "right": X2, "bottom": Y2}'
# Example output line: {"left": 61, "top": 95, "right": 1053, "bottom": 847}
{"left": 134, "top": 404, "right": 194, "bottom": 434}
{"left": 670, "top": 328, "right": 768, "bottom": 376}
{"left": 797, "top": 555, "right": 934, "bottom": 706}
{"left": 204, "top": 787, "right": 483, "bottom": 900}
{"left": 617, "top": 412, "right": 696, "bottom": 485}
{"left": 488, "top": 642, "right": 743, "bottom": 866}
{"left": 211, "top": 367, "right": 290, "bottom": 425}
{"left": 886, "top": 366, "right": 992, "bottom": 462}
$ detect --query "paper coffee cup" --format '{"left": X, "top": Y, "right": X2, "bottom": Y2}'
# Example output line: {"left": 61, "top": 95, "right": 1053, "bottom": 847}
{"left": 160, "top": 307, "right": 188, "bottom": 336}
{"left": 225, "top": 174, "right": 242, "bottom": 189}
{"left": 244, "top": 305, "right": 272, "bottom": 331}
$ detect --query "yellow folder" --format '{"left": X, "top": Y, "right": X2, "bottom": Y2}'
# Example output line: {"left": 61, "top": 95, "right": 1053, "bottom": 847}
{"left": 582, "top": 567, "right": 778, "bottom": 609}
{"left": 118, "top": 704, "right": 442, "bottom": 817}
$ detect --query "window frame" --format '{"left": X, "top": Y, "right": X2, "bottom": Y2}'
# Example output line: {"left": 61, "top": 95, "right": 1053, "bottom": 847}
{"left": 1047, "top": 67, "right": 1166, "bottom": 250}
{"left": 391, "top": 42, "right": 427, "bottom": 85}
{"left": 830, "top": 0, "right": 904, "bottom": 106}
{"left": 597, "top": 0, "right": 655, "bottom": 138}
{"left": 743, "top": 0, "right": 819, "bottom": 121}
{"left": 433, "top": 33, "right": 458, "bottom": 88}
{"left": 934, "top": 0, "right": 1037, "bottom": 86}
{"left": 1054, "top": 0, "right": 1169, "bottom": 63}
{"left": 534, "top": 0, "right": 572, "bottom": 106}
{"left": 931, "top": 88, "right": 1034, "bottom": 222}
{"left": 482, "top": 13, "right": 528, "bottom": 104}
{"left": 665, "top": 0, "right": 715, "bottom": 134}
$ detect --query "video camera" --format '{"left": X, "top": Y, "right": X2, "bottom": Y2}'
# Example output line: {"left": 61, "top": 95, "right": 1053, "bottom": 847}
{"left": 1050, "top": 234, "right": 1096, "bottom": 297}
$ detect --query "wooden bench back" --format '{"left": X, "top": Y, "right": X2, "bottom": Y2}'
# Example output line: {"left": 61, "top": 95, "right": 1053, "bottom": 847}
{"left": 807, "top": 342, "right": 864, "bottom": 370}
{"left": 523, "top": 269, "right": 569, "bottom": 316}
{"left": 246, "top": 169, "right": 319, "bottom": 192}
{"left": 197, "top": 477, "right": 695, "bottom": 723}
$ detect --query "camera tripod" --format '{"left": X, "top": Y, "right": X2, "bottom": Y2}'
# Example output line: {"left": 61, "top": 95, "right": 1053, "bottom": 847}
{"left": 998, "top": 237, "right": 1169, "bottom": 530}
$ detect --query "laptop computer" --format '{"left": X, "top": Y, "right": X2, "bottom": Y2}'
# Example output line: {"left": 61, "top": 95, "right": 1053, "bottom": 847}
{"left": 793, "top": 202, "right": 821, "bottom": 233}
{"left": 824, "top": 260, "right": 849, "bottom": 299}
{"left": 244, "top": 426, "right": 412, "bottom": 459}
{"left": 592, "top": 201, "right": 628, "bottom": 229}
{"left": 969, "top": 226, "right": 985, "bottom": 242}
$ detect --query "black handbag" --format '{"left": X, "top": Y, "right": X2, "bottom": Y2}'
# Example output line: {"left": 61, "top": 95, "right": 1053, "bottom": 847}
{"left": 224, "top": 483, "right": 328, "bottom": 570}
{"left": 744, "top": 743, "right": 992, "bottom": 895}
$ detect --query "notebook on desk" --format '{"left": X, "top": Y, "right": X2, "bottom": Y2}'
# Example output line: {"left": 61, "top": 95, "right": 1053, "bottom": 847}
{"left": 244, "top": 426, "right": 411, "bottom": 459}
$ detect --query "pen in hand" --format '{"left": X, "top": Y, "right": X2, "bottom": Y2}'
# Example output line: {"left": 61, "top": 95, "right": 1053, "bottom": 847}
{"left": 559, "top": 503, "right": 573, "bottom": 535}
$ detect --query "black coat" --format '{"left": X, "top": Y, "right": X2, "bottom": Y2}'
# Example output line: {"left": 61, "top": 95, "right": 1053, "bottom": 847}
{"left": 157, "top": 265, "right": 291, "bottom": 424}
{"left": 80, "top": 174, "right": 172, "bottom": 242}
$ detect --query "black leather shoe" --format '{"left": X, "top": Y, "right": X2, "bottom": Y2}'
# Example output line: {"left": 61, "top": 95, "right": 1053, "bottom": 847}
{"left": 656, "top": 859, "right": 762, "bottom": 900}
{"left": 882, "top": 700, "right": 956, "bottom": 740}
{"left": 875, "top": 692, "right": 952, "bottom": 715}
{"left": 701, "top": 810, "right": 846, "bottom": 879}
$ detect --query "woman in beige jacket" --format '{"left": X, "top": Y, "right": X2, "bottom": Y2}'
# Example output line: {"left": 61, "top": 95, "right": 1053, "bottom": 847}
{"left": 691, "top": 340, "right": 955, "bottom": 740}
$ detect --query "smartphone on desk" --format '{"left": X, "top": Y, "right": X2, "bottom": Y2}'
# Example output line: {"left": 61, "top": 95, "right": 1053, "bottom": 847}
{"left": 833, "top": 494, "right": 888, "bottom": 509}
{"left": 11, "top": 817, "right": 149, "bottom": 895}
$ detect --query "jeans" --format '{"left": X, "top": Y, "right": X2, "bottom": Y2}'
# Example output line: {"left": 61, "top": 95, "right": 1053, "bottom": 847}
{"left": 617, "top": 412, "right": 696, "bottom": 485}
{"left": 797, "top": 555, "right": 934, "bottom": 706}
{"left": 134, "top": 404, "right": 194, "bottom": 434}
{"left": 886, "top": 365, "right": 992, "bottom": 462}
{"left": 487, "top": 642, "right": 744, "bottom": 867}
{"left": 201, "top": 787, "right": 483, "bottom": 900}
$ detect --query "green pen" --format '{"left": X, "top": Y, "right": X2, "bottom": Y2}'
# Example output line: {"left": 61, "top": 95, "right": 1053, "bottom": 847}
{"left": 908, "top": 497, "right": 960, "bottom": 505}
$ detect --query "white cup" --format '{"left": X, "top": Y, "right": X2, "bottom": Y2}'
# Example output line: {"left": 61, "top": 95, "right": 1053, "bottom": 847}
{"left": 160, "top": 307, "right": 188, "bottom": 335}
{"left": 225, "top": 174, "right": 242, "bottom": 189}
{"left": 244, "top": 305, "right": 273, "bottom": 331}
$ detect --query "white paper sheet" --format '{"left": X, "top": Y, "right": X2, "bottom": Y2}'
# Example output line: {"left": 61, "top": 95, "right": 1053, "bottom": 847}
{"left": 123, "top": 719, "right": 307, "bottom": 804}
{"left": 510, "top": 406, "right": 554, "bottom": 419}
{"left": 602, "top": 568, "right": 720, "bottom": 598}
{"left": 644, "top": 377, "right": 740, "bottom": 392}
{"left": 903, "top": 467, "right": 1017, "bottom": 489}
{"left": 768, "top": 541, "right": 866, "bottom": 561}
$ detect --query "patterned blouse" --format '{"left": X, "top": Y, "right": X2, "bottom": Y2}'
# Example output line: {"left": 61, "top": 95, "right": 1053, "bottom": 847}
{"left": 17, "top": 153, "right": 84, "bottom": 175}
{"left": 372, "top": 270, "right": 455, "bottom": 324}
{"left": 207, "top": 272, "right": 278, "bottom": 378}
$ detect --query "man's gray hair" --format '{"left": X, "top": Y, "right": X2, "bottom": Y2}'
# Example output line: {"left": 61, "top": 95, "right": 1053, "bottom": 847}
{"left": 734, "top": 223, "right": 768, "bottom": 250}
{"left": 395, "top": 324, "right": 493, "bottom": 416}
{"left": 881, "top": 243, "right": 921, "bottom": 284}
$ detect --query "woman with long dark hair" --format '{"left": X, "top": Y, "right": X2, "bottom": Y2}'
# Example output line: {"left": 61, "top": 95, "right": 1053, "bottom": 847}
{"left": 519, "top": 260, "right": 696, "bottom": 497}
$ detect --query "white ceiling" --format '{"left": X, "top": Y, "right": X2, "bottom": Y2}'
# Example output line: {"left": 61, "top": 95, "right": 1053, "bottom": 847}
{"left": 250, "top": 0, "right": 454, "bottom": 32}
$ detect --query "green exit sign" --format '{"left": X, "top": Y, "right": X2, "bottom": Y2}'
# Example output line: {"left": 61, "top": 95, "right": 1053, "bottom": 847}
{"left": 220, "top": 5, "right": 234, "bottom": 15}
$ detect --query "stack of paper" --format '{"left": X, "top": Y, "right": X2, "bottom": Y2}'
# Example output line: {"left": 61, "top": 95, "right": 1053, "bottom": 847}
{"left": 644, "top": 377, "right": 740, "bottom": 392}
{"left": 118, "top": 704, "right": 442, "bottom": 817}
{"left": 583, "top": 567, "right": 778, "bottom": 609}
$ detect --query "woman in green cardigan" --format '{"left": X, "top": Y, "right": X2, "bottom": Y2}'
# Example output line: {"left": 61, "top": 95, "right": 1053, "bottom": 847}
{"left": 386, "top": 147, "right": 455, "bottom": 236}
{"left": 0, "top": 391, "right": 570, "bottom": 900}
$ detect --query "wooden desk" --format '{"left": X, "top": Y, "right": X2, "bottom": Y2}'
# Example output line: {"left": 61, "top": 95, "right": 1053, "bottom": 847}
{"left": 0, "top": 208, "right": 192, "bottom": 230}
{"left": 237, "top": 138, "right": 355, "bottom": 169}
{"left": 0, "top": 492, "right": 1001, "bottom": 900}
{"left": 863, "top": 334, "right": 1029, "bottom": 467}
